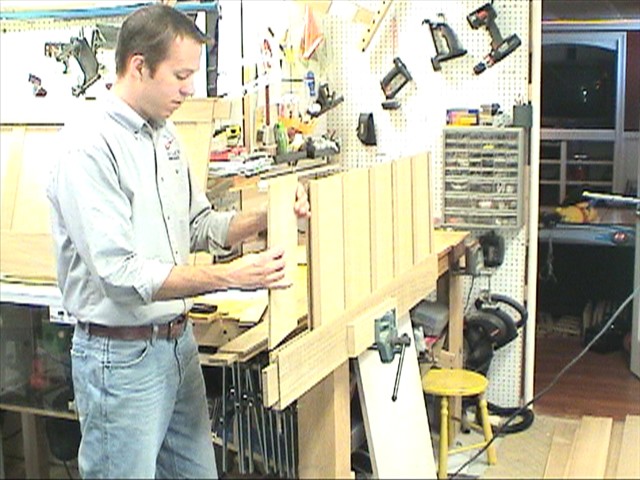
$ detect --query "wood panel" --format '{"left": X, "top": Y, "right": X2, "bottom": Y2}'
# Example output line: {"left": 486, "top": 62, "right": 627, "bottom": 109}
{"left": 308, "top": 173, "right": 345, "bottom": 327}
{"left": 543, "top": 420, "right": 579, "bottom": 478}
{"left": 392, "top": 156, "right": 413, "bottom": 276}
{"left": 267, "top": 174, "right": 300, "bottom": 349}
{"left": 369, "top": 162, "right": 393, "bottom": 290}
{"left": 615, "top": 415, "right": 640, "bottom": 479}
{"left": 604, "top": 420, "right": 624, "bottom": 479}
{"left": 356, "top": 313, "right": 437, "bottom": 479}
{"left": 11, "top": 127, "right": 59, "bottom": 234}
{"left": 276, "top": 322, "right": 347, "bottom": 408}
{"left": 218, "top": 321, "right": 268, "bottom": 359}
{"left": 342, "top": 168, "right": 372, "bottom": 307}
{"left": 299, "top": 172, "right": 350, "bottom": 478}
{"left": 411, "top": 152, "right": 433, "bottom": 261}
{"left": 297, "top": 362, "right": 351, "bottom": 479}
{"left": 264, "top": 253, "right": 437, "bottom": 408}
{"left": 0, "top": 126, "right": 26, "bottom": 230}
{"left": 564, "top": 416, "right": 612, "bottom": 478}
{"left": 0, "top": 98, "right": 223, "bottom": 283}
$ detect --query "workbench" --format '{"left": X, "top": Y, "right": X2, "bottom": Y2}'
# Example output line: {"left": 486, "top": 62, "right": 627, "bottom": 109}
{"left": 0, "top": 229, "right": 468, "bottom": 478}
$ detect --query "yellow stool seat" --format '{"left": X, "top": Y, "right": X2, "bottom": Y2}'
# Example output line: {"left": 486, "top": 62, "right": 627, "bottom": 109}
{"left": 422, "top": 368, "right": 497, "bottom": 479}
{"left": 422, "top": 368, "right": 488, "bottom": 397}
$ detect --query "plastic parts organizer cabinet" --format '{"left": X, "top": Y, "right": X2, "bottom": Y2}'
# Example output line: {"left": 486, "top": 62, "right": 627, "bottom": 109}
{"left": 443, "top": 127, "right": 525, "bottom": 229}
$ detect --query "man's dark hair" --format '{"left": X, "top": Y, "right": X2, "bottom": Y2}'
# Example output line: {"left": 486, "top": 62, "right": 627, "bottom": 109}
{"left": 115, "top": 4, "right": 208, "bottom": 77}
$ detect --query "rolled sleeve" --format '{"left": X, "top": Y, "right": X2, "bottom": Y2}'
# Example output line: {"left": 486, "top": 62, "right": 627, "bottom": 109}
{"left": 141, "top": 259, "right": 174, "bottom": 303}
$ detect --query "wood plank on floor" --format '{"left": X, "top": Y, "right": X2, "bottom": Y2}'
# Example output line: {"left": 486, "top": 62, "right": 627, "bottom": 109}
{"left": 563, "top": 415, "right": 612, "bottom": 479}
{"left": 604, "top": 421, "right": 624, "bottom": 479}
{"left": 543, "top": 419, "right": 579, "bottom": 478}
{"left": 615, "top": 415, "right": 640, "bottom": 479}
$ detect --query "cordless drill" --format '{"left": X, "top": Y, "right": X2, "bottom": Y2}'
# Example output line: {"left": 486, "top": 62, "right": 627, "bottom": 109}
{"left": 467, "top": 3, "right": 521, "bottom": 75}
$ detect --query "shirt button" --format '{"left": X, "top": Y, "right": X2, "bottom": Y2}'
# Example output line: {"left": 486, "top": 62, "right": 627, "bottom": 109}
{"left": 175, "top": 169, "right": 179, "bottom": 174}
{"left": 160, "top": 177, "right": 164, "bottom": 182}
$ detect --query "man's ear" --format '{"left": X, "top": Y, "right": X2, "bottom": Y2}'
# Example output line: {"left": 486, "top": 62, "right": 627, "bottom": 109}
{"left": 128, "top": 54, "right": 145, "bottom": 80}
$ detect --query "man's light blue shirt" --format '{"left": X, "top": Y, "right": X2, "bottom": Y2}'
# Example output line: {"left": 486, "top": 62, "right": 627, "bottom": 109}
{"left": 47, "top": 93, "right": 235, "bottom": 326}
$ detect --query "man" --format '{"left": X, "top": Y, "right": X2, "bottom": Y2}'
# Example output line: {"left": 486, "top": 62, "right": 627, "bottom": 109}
{"left": 47, "top": 4, "right": 309, "bottom": 478}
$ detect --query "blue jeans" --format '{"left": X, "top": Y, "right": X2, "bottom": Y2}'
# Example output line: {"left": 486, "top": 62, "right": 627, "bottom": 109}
{"left": 70, "top": 321, "right": 218, "bottom": 479}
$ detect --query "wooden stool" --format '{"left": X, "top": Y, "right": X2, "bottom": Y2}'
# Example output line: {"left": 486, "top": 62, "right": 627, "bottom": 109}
{"left": 422, "top": 368, "right": 497, "bottom": 479}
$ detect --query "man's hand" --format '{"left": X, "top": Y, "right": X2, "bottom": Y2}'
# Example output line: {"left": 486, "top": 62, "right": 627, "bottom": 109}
{"left": 224, "top": 247, "right": 292, "bottom": 290}
{"left": 294, "top": 182, "right": 311, "bottom": 219}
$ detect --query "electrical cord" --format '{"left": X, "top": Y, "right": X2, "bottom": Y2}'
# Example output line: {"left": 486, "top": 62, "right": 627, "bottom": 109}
{"left": 463, "top": 275, "right": 476, "bottom": 314}
{"left": 450, "top": 285, "right": 639, "bottom": 479}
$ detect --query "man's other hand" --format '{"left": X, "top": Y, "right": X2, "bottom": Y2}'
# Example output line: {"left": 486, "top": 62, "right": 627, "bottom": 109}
{"left": 225, "top": 247, "right": 292, "bottom": 290}
{"left": 294, "top": 182, "right": 311, "bottom": 219}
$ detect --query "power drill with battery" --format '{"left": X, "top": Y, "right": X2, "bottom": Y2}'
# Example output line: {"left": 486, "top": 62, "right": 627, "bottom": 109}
{"left": 467, "top": 3, "right": 521, "bottom": 75}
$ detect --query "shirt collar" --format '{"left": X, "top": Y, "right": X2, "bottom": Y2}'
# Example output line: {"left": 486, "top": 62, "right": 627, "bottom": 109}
{"left": 104, "top": 92, "right": 166, "bottom": 133}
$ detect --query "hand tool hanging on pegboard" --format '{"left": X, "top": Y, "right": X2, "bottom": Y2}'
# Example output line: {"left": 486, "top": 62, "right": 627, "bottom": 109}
{"left": 422, "top": 14, "right": 467, "bottom": 71}
{"left": 379, "top": 14, "right": 413, "bottom": 110}
{"left": 467, "top": 2, "right": 521, "bottom": 74}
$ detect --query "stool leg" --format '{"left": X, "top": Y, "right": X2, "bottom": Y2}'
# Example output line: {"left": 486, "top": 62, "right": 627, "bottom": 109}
{"left": 438, "top": 396, "right": 449, "bottom": 479}
{"left": 478, "top": 396, "right": 497, "bottom": 465}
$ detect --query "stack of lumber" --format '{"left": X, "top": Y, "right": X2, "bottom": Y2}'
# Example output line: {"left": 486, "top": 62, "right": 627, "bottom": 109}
{"left": 543, "top": 415, "right": 640, "bottom": 479}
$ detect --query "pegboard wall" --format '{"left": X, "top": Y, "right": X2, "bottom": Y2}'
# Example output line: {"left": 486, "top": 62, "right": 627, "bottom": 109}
{"left": 322, "top": 0, "right": 531, "bottom": 407}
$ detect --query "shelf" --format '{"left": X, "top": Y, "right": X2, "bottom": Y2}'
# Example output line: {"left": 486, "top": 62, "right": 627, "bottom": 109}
{"left": 566, "top": 160, "right": 613, "bottom": 166}
{"left": 541, "top": 129, "right": 617, "bottom": 141}
{"left": 566, "top": 181, "right": 612, "bottom": 187}
{"left": 539, "top": 129, "right": 618, "bottom": 208}
{"left": 0, "top": 1, "right": 219, "bottom": 32}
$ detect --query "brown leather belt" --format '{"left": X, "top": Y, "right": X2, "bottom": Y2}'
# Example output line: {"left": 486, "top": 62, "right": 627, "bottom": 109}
{"left": 77, "top": 314, "right": 188, "bottom": 341}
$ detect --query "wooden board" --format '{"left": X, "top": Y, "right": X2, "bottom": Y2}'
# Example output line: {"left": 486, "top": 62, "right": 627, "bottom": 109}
{"left": 0, "top": 98, "right": 225, "bottom": 283}
{"left": 356, "top": 312, "right": 437, "bottom": 479}
{"left": 369, "top": 162, "right": 393, "bottom": 290}
{"left": 308, "top": 173, "right": 345, "bottom": 327}
{"left": 264, "top": 253, "right": 437, "bottom": 408}
{"left": 267, "top": 174, "right": 300, "bottom": 349}
{"left": 615, "top": 415, "right": 640, "bottom": 479}
{"left": 411, "top": 152, "right": 433, "bottom": 261}
{"left": 392, "top": 156, "right": 413, "bottom": 276}
{"left": 297, "top": 361, "right": 351, "bottom": 479}
{"left": 15, "top": 127, "right": 61, "bottom": 233}
{"left": 564, "top": 415, "right": 612, "bottom": 479}
{"left": 218, "top": 321, "right": 268, "bottom": 359}
{"left": 0, "top": 126, "right": 26, "bottom": 230}
{"left": 604, "top": 420, "right": 624, "bottom": 479}
{"left": 543, "top": 419, "right": 579, "bottom": 478}
{"left": 0, "top": 232, "right": 57, "bottom": 283}
{"left": 276, "top": 318, "right": 348, "bottom": 408}
{"left": 300, "top": 173, "right": 350, "bottom": 479}
{"left": 342, "top": 168, "right": 372, "bottom": 307}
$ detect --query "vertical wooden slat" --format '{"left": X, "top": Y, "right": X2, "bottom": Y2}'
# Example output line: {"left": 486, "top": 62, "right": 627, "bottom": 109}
{"left": 308, "top": 173, "right": 345, "bottom": 327}
{"left": 299, "top": 172, "right": 350, "bottom": 478}
{"left": 411, "top": 152, "right": 433, "bottom": 261}
{"left": 267, "top": 173, "right": 300, "bottom": 349}
{"left": 369, "top": 162, "right": 393, "bottom": 290}
{"left": 1, "top": 126, "right": 27, "bottom": 230}
{"left": 297, "top": 361, "right": 351, "bottom": 478}
{"left": 343, "top": 168, "right": 372, "bottom": 307}
{"left": 392, "top": 156, "right": 413, "bottom": 276}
